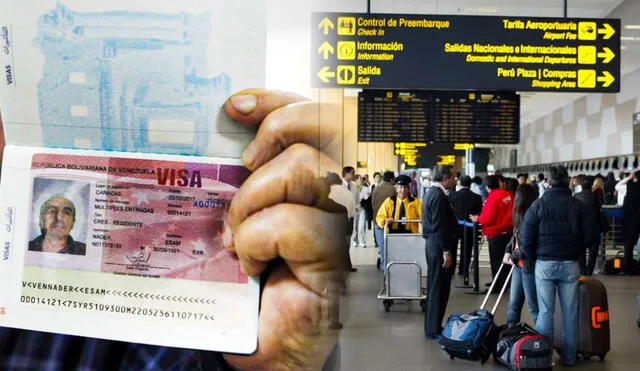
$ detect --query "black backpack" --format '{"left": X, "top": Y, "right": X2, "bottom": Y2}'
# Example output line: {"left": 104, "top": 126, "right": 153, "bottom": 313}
{"left": 493, "top": 323, "right": 553, "bottom": 371}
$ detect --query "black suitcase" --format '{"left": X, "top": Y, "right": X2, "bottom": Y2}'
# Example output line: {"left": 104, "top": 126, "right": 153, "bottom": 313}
{"left": 494, "top": 323, "right": 553, "bottom": 371}
{"left": 553, "top": 277, "right": 610, "bottom": 360}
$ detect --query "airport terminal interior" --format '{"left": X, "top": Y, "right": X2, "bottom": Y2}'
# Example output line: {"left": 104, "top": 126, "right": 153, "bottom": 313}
{"left": 1, "top": 0, "right": 640, "bottom": 370}
{"left": 290, "top": 0, "right": 640, "bottom": 369}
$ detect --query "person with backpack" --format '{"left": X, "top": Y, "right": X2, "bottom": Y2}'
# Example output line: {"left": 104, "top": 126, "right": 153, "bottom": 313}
{"left": 503, "top": 184, "right": 539, "bottom": 327}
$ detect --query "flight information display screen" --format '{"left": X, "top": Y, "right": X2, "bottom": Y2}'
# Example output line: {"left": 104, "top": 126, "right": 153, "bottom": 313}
{"left": 357, "top": 90, "right": 520, "bottom": 144}
{"left": 433, "top": 91, "right": 520, "bottom": 144}
{"left": 357, "top": 90, "right": 431, "bottom": 143}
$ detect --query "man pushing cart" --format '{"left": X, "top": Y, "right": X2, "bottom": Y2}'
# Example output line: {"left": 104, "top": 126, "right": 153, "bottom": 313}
{"left": 375, "top": 175, "right": 427, "bottom": 312}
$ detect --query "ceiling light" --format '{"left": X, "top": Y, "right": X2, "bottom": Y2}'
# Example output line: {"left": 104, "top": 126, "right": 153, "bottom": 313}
{"left": 621, "top": 45, "right": 628, "bottom": 50}
{"left": 621, "top": 36, "right": 640, "bottom": 41}
{"left": 457, "top": 7, "right": 499, "bottom": 15}
{"left": 624, "top": 25, "right": 640, "bottom": 30}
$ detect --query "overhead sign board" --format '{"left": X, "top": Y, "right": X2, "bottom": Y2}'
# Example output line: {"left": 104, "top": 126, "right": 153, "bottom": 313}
{"left": 395, "top": 142, "right": 426, "bottom": 166}
{"left": 433, "top": 91, "right": 519, "bottom": 144}
{"left": 404, "top": 143, "right": 467, "bottom": 169}
{"left": 359, "top": 90, "right": 431, "bottom": 143}
{"left": 358, "top": 90, "right": 520, "bottom": 144}
{"left": 312, "top": 13, "right": 621, "bottom": 92}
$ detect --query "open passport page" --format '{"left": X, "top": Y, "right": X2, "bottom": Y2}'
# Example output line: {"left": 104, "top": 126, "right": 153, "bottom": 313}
{"left": 0, "top": 0, "right": 266, "bottom": 354}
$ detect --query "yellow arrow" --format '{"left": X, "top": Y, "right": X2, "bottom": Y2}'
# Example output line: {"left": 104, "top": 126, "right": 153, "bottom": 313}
{"left": 597, "top": 47, "right": 615, "bottom": 63}
{"left": 318, "top": 17, "right": 335, "bottom": 35}
{"left": 317, "top": 66, "right": 335, "bottom": 83}
{"left": 317, "top": 41, "right": 335, "bottom": 59}
{"left": 597, "top": 71, "right": 615, "bottom": 88}
{"left": 597, "top": 23, "right": 615, "bottom": 40}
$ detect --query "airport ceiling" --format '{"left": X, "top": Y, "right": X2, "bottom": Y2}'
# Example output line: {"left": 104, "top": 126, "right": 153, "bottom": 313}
{"left": 309, "top": 0, "right": 639, "bottom": 125}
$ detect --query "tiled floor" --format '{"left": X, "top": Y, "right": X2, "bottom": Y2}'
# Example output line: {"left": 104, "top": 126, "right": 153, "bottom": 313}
{"left": 335, "top": 230, "right": 640, "bottom": 370}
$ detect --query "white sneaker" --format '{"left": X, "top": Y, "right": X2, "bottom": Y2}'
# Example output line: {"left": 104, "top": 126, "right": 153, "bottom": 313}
{"left": 358, "top": 244, "right": 366, "bottom": 248}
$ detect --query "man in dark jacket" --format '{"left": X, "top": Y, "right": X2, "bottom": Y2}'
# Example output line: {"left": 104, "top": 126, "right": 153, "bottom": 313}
{"left": 623, "top": 170, "right": 640, "bottom": 275}
{"left": 573, "top": 176, "right": 602, "bottom": 275}
{"left": 422, "top": 165, "right": 459, "bottom": 339}
{"left": 520, "top": 165, "right": 596, "bottom": 367}
{"left": 372, "top": 171, "right": 396, "bottom": 259}
{"left": 449, "top": 175, "right": 483, "bottom": 277}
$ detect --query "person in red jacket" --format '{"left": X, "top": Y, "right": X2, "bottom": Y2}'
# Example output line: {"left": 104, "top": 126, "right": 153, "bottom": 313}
{"left": 471, "top": 175, "right": 514, "bottom": 292}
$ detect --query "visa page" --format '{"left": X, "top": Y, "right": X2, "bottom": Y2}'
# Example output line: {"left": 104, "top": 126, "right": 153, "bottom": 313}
{"left": 0, "top": 0, "right": 265, "bottom": 353}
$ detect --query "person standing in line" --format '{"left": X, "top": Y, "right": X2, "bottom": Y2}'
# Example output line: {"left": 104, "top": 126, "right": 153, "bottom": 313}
{"left": 517, "top": 174, "right": 528, "bottom": 185}
{"left": 592, "top": 177, "right": 605, "bottom": 206}
{"left": 366, "top": 172, "right": 382, "bottom": 232}
{"left": 506, "top": 178, "right": 519, "bottom": 196}
{"left": 372, "top": 171, "right": 397, "bottom": 267}
{"left": 503, "top": 184, "right": 539, "bottom": 327}
{"left": 615, "top": 172, "right": 632, "bottom": 205}
{"left": 341, "top": 166, "right": 358, "bottom": 272}
{"left": 449, "top": 175, "right": 483, "bottom": 277}
{"left": 570, "top": 175, "right": 584, "bottom": 195}
{"left": 537, "top": 173, "right": 547, "bottom": 199}
{"left": 471, "top": 175, "right": 489, "bottom": 200}
{"left": 574, "top": 176, "right": 603, "bottom": 276}
{"left": 604, "top": 171, "right": 617, "bottom": 204}
{"left": 622, "top": 170, "right": 640, "bottom": 275}
{"left": 497, "top": 174, "right": 507, "bottom": 190}
{"left": 353, "top": 175, "right": 370, "bottom": 248}
{"left": 422, "top": 165, "right": 459, "bottom": 340}
{"left": 471, "top": 175, "right": 514, "bottom": 291}
{"left": 520, "top": 165, "right": 595, "bottom": 367}
{"left": 327, "top": 172, "right": 357, "bottom": 276}
{"left": 409, "top": 170, "right": 420, "bottom": 198}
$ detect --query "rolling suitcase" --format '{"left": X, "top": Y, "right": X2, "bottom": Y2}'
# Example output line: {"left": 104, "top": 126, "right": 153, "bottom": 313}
{"left": 553, "top": 277, "right": 610, "bottom": 360}
{"left": 493, "top": 323, "right": 553, "bottom": 371}
{"left": 439, "top": 264, "right": 515, "bottom": 364}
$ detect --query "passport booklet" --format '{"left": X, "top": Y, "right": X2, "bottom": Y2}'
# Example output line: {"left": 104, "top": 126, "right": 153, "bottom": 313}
{"left": 0, "top": 0, "right": 266, "bottom": 354}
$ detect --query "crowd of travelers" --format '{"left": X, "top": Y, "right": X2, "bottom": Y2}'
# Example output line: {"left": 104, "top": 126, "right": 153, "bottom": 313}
{"left": 333, "top": 164, "right": 638, "bottom": 367}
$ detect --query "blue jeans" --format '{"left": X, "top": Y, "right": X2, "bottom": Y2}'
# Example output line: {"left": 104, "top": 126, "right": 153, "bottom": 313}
{"left": 374, "top": 225, "right": 385, "bottom": 270}
{"left": 535, "top": 260, "right": 580, "bottom": 365}
{"left": 506, "top": 266, "right": 539, "bottom": 326}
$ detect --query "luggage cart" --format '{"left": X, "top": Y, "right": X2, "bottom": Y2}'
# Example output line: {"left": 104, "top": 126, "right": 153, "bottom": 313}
{"left": 377, "top": 219, "right": 427, "bottom": 312}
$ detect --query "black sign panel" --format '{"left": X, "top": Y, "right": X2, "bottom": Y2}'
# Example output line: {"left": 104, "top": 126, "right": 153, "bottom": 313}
{"left": 358, "top": 90, "right": 520, "bottom": 144}
{"left": 433, "top": 92, "right": 520, "bottom": 144}
{"left": 414, "top": 143, "right": 466, "bottom": 169}
{"left": 312, "top": 13, "right": 621, "bottom": 92}
{"left": 358, "top": 90, "right": 430, "bottom": 143}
